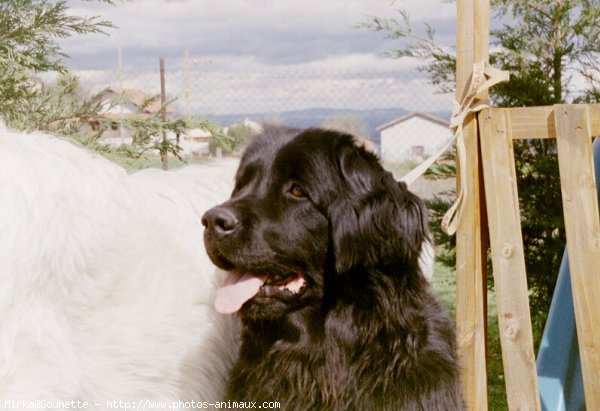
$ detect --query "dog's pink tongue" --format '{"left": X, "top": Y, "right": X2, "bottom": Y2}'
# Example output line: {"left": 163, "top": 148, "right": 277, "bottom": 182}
{"left": 214, "top": 273, "right": 266, "bottom": 314}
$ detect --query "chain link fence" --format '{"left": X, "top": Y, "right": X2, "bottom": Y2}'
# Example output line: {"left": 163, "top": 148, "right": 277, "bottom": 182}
{"left": 70, "top": 59, "right": 454, "bottom": 196}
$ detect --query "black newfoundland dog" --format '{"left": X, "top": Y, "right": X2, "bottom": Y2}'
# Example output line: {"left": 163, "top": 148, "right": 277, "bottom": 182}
{"left": 202, "top": 126, "right": 463, "bottom": 410}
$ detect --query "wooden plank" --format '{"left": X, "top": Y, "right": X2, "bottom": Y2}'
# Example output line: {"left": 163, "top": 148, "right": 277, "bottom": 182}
{"left": 473, "top": 3, "right": 492, "bottom": 340}
{"left": 454, "top": 0, "right": 489, "bottom": 409}
{"left": 455, "top": 0, "right": 475, "bottom": 98}
{"left": 554, "top": 104, "right": 600, "bottom": 410}
{"left": 479, "top": 108, "right": 541, "bottom": 410}
{"left": 505, "top": 104, "right": 600, "bottom": 140}
{"left": 455, "top": 115, "right": 489, "bottom": 411}
{"left": 473, "top": 0, "right": 490, "bottom": 88}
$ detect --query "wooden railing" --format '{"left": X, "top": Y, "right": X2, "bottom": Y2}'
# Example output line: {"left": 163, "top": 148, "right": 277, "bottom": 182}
{"left": 474, "top": 104, "right": 600, "bottom": 410}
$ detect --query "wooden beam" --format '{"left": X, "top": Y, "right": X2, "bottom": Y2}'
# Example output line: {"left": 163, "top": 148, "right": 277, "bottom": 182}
{"left": 497, "top": 104, "right": 600, "bottom": 140}
{"left": 454, "top": 1, "right": 489, "bottom": 409}
{"left": 455, "top": 0, "right": 475, "bottom": 97}
{"left": 474, "top": 0, "right": 490, "bottom": 84}
{"left": 455, "top": 115, "right": 489, "bottom": 411}
{"left": 554, "top": 104, "right": 600, "bottom": 409}
{"left": 479, "top": 108, "right": 541, "bottom": 410}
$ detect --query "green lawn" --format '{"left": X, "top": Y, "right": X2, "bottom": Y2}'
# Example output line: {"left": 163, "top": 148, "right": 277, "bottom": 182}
{"left": 103, "top": 152, "right": 211, "bottom": 172}
{"left": 383, "top": 161, "right": 418, "bottom": 179}
{"left": 431, "top": 262, "right": 508, "bottom": 410}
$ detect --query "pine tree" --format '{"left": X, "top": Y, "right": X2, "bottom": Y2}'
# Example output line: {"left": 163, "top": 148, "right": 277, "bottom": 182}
{"left": 0, "top": 0, "right": 226, "bottom": 167}
{"left": 360, "top": 0, "right": 600, "bottom": 335}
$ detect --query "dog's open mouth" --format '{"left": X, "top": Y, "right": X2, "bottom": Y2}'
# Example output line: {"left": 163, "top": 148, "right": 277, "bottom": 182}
{"left": 214, "top": 272, "right": 307, "bottom": 314}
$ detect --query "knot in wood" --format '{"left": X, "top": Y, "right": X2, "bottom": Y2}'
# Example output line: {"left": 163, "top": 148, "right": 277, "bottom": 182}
{"left": 501, "top": 242, "right": 514, "bottom": 258}
{"left": 504, "top": 319, "right": 520, "bottom": 341}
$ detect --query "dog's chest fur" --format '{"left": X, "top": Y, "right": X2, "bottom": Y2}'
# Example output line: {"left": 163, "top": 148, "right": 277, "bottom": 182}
{"left": 227, "top": 278, "right": 463, "bottom": 411}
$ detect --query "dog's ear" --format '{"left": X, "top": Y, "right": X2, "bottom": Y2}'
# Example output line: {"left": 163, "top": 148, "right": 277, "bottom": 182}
{"left": 330, "top": 145, "right": 428, "bottom": 274}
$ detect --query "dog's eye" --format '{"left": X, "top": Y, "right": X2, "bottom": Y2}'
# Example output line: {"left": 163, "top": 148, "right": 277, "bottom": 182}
{"left": 288, "top": 183, "right": 306, "bottom": 198}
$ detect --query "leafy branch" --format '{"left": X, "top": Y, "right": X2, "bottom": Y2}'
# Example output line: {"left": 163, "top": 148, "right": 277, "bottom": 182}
{"left": 357, "top": 8, "right": 456, "bottom": 93}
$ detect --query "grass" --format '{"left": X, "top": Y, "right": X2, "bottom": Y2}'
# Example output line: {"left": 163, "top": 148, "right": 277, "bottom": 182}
{"left": 102, "top": 152, "right": 211, "bottom": 171}
{"left": 383, "top": 161, "right": 418, "bottom": 179}
{"left": 431, "top": 262, "right": 508, "bottom": 410}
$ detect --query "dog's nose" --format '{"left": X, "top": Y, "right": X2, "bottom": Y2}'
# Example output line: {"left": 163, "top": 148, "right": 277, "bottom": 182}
{"left": 201, "top": 206, "right": 240, "bottom": 235}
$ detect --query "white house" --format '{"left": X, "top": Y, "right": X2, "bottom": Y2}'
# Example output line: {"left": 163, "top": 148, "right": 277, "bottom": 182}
{"left": 180, "top": 128, "right": 212, "bottom": 157}
{"left": 89, "top": 87, "right": 216, "bottom": 157}
{"left": 90, "top": 87, "right": 176, "bottom": 146}
{"left": 223, "top": 118, "right": 263, "bottom": 135}
{"left": 377, "top": 112, "right": 451, "bottom": 163}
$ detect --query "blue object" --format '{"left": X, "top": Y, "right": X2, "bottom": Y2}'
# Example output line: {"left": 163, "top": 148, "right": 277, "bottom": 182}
{"left": 536, "top": 137, "right": 600, "bottom": 411}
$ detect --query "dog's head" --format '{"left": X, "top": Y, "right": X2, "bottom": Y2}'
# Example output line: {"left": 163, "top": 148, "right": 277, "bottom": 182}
{"left": 202, "top": 126, "right": 428, "bottom": 320}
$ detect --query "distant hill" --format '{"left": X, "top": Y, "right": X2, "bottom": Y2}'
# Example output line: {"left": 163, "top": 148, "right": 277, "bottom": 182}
{"left": 205, "top": 108, "right": 451, "bottom": 144}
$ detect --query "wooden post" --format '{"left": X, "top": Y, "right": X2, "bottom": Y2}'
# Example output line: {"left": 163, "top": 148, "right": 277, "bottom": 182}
{"left": 454, "top": 0, "right": 489, "bottom": 409}
{"left": 473, "top": 0, "right": 490, "bottom": 360}
{"left": 479, "top": 108, "right": 541, "bottom": 410}
{"left": 160, "top": 57, "right": 169, "bottom": 171}
{"left": 554, "top": 104, "right": 600, "bottom": 409}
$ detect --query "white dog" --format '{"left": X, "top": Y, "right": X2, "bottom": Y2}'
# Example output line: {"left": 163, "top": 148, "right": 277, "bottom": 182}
{"left": 0, "top": 129, "right": 239, "bottom": 408}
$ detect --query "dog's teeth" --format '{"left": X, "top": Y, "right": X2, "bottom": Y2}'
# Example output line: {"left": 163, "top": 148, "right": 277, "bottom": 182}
{"left": 284, "top": 276, "right": 306, "bottom": 294}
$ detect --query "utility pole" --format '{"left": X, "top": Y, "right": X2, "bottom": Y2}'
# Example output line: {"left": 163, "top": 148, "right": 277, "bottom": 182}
{"left": 183, "top": 50, "right": 190, "bottom": 117}
{"left": 160, "top": 57, "right": 168, "bottom": 170}
{"left": 117, "top": 45, "right": 124, "bottom": 144}
{"left": 182, "top": 50, "right": 215, "bottom": 117}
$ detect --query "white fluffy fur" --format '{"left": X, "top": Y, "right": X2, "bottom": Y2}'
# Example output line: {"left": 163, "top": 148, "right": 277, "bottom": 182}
{"left": 0, "top": 130, "right": 240, "bottom": 407}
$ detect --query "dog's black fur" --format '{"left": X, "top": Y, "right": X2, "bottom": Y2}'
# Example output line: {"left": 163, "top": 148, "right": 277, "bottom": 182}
{"left": 202, "top": 126, "right": 463, "bottom": 410}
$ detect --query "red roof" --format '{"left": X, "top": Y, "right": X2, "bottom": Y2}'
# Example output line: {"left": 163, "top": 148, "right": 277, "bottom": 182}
{"left": 97, "top": 87, "right": 176, "bottom": 115}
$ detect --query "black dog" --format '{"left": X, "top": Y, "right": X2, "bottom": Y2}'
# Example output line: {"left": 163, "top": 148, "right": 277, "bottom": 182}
{"left": 202, "top": 126, "right": 463, "bottom": 410}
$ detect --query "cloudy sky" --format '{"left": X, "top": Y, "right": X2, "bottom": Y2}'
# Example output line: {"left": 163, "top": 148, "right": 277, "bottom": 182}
{"left": 59, "top": 0, "right": 457, "bottom": 115}
{"left": 61, "top": 0, "right": 456, "bottom": 69}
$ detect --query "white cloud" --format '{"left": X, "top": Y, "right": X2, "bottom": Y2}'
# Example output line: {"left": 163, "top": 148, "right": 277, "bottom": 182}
{"left": 393, "top": 0, "right": 455, "bottom": 20}
{"left": 56, "top": 0, "right": 455, "bottom": 118}
{"left": 61, "top": 0, "right": 455, "bottom": 69}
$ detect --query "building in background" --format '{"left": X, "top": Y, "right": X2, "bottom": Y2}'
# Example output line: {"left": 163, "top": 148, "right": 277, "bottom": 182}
{"left": 180, "top": 128, "right": 213, "bottom": 157}
{"left": 377, "top": 112, "right": 451, "bottom": 163}
{"left": 90, "top": 87, "right": 176, "bottom": 145}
